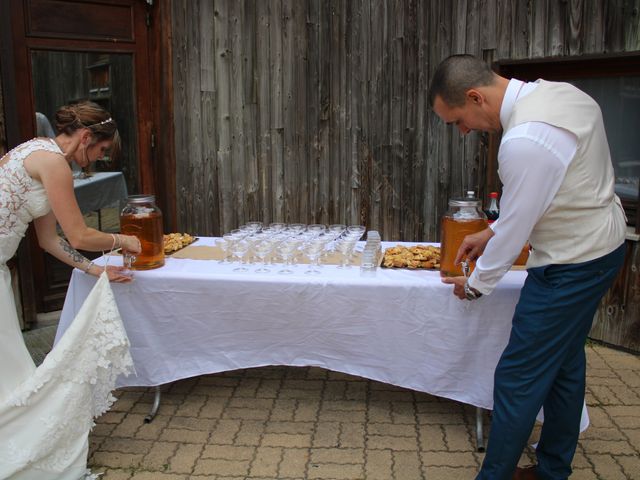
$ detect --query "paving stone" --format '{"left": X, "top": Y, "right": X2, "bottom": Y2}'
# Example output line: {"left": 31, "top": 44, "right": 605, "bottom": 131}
{"left": 582, "top": 440, "right": 636, "bottom": 455}
{"left": 100, "top": 437, "right": 153, "bottom": 455}
{"left": 307, "top": 462, "right": 364, "bottom": 479}
{"left": 168, "top": 443, "right": 204, "bottom": 474}
{"left": 192, "top": 458, "right": 252, "bottom": 476}
{"left": 590, "top": 453, "right": 628, "bottom": 480}
{"left": 318, "top": 409, "right": 366, "bottom": 423}
{"left": 91, "top": 451, "right": 145, "bottom": 469}
{"left": 339, "top": 423, "right": 366, "bottom": 448}
{"left": 130, "top": 472, "right": 187, "bottom": 479}
{"left": 135, "top": 414, "right": 171, "bottom": 440}
{"left": 392, "top": 450, "right": 422, "bottom": 480}
{"left": 364, "top": 449, "right": 393, "bottom": 479}
{"left": 423, "top": 466, "right": 478, "bottom": 480}
{"left": 201, "top": 444, "right": 255, "bottom": 460}
{"left": 279, "top": 447, "right": 310, "bottom": 477}
{"left": 249, "top": 446, "right": 282, "bottom": 477}
{"left": 421, "top": 451, "right": 478, "bottom": 467}
{"left": 140, "top": 441, "right": 177, "bottom": 470}
{"left": 266, "top": 420, "right": 315, "bottom": 435}
{"left": 616, "top": 454, "right": 640, "bottom": 478}
{"left": 98, "top": 469, "right": 133, "bottom": 479}
{"left": 312, "top": 421, "right": 341, "bottom": 447}
{"left": 168, "top": 416, "right": 217, "bottom": 431}
{"left": 367, "top": 434, "right": 419, "bottom": 451}
{"left": 310, "top": 447, "right": 364, "bottom": 464}
{"left": 159, "top": 428, "right": 210, "bottom": 444}
{"left": 235, "top": 419, "right": 267, "bottom": 446}
{"left": 443, "top": 424, "right": 475, "bottom": 451}
{"left": 262, "top": 432, "right": 313, "bottom": 448}
{"left": 209, "top": 419, "right": 241, "bottom": 444}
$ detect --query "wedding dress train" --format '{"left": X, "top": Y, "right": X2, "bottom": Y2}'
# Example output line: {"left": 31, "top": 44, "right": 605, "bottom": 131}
{"left": 0, "top": 270, "right": 133, "bottom": 480}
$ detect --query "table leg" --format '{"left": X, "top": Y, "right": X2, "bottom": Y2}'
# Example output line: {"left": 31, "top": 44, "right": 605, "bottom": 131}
{"left": 476, "top": 406, "right": 486, "bottom": 452}
{"left": 144, "top": 385, "right": 162, "bottom": 423}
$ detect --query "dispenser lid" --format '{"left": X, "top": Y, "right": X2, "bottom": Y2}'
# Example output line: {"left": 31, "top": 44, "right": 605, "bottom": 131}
{"left": 448, "top": 191, "right": 481, "bottom": 207}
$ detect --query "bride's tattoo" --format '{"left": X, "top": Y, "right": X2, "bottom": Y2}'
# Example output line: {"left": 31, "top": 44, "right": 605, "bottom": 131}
{"left": 59, "top": 237, "right": 87, "bottom": 264}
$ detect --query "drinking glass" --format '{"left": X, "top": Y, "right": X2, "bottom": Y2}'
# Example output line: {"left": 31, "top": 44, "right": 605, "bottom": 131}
{"left": 231, "top": 239, "right": 250, "bottom": 272}
{"left": 220, "top": 233, "right": 236, "bottom": 263}
{"left": 246, "top": 221, "right": 263, "bottom": 233}
{"left": 269, "top": 222, "right": 286, "bottom": 232}
{"left": 122, "top": 252, "right": 136, "bottom": 271}
{"left": 336, "top": 238, "right": 357, "bottom": 268}
{"left": 288, "top": 223, "right": 306, "bottom": 234}
{"left": 216, "top": 237, "right": 230, "bottom": 264}
{"left": 304, "top": 238, "right": 327, "bottom": 275}
{"left": 307, "top": 224, "right": 326, "bottom": 238}
{"left": 254, "top": 241, "right": 272, "bottom": 273}
{"left": 278, "top": 238, "right": 300, "bottom": 274}
{"left": 346, "top": 225, "right": 366, "bottom": 240}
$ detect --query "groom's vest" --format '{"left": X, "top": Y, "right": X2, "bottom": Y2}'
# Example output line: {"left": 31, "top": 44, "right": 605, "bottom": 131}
{"left": 502, "top": 80, "right": 626, "bottom": 268}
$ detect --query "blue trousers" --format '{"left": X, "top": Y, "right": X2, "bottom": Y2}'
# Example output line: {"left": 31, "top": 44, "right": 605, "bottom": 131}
{"left": 476, "top": 244, "right": 625, "bottom": 480}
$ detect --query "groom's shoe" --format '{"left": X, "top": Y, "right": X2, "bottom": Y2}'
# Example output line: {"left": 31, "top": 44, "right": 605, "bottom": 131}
{"left": 513, "top": 465, "right": 539, "bottom": 480}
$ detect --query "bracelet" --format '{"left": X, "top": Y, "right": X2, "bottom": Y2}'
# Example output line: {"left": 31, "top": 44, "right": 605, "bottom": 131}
{"left": 84, "top": 261, "right": 95, "bottom": 274}
{"left": 111, "top": 233, "right": 117, "bottom": 251}
{"left": 115, "top": 233, "right": 122, "bottom": 248}
{"left": 464, "top": 281, "right": 483, "bottom": 301}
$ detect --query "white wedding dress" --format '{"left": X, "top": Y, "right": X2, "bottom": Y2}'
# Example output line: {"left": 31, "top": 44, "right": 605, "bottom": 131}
{"left": 0, "top": 138, "right": 133, "bottom": 479}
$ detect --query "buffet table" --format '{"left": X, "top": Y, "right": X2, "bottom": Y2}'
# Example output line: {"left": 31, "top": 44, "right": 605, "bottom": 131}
{"left": 57, "top": 238, "right": 526, "bottom": 408}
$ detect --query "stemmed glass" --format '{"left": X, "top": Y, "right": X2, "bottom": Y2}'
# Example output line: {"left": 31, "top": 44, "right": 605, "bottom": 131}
{"left": 307, "top": 224, "right": 326, "bottom": 237}
{"left": 245, "top": 221, "right": 263, "bottom": 234}
{"left": 254, "top": 241, "right": 272, "bottom": 273}
{"left": 346, "top": 225, "right": 366, "bottom": 240}
{"left": 336, "top": 237, "right": 357, "bottom": 268}
{"left": 269, "top": 222, "right": 286, "bottom": 232}
{"left": 304, "top": 238, "right": 327, "bottom": 275}
{"left": 278, "top": 237, "right": 300, "bottom": 274}
{"left": 219, "top": 233, "right": 235, "bottom": 263}
{"left": 231, "top": 239, "right": 250, "bottom": 272}
{"left": 288, "top": 223, "right": 306, "bottom": 234}
{"left": 216, "top": 237, "right": 230, "bottom": 264}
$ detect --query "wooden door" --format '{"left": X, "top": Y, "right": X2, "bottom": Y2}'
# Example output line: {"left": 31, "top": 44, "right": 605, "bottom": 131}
{"left": 0, "top": 0, "right": 175, "bottom": 322}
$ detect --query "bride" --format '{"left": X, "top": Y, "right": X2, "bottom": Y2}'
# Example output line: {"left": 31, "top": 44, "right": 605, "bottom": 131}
{"left": 0, "top": 101, "right": 142, "bottom": 479}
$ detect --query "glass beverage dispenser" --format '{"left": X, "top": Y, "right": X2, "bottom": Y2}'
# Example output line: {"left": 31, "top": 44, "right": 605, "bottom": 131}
{"left": 120, "top": 194, "right": 165, "bottom": 270}
{"left": 440, "top": 191, "right": 488, "bottom": 277}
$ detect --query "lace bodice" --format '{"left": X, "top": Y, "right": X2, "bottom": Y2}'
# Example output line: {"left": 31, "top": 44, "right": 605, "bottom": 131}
{"left": 0, "top": 138, "right": 61, "bottom": 264}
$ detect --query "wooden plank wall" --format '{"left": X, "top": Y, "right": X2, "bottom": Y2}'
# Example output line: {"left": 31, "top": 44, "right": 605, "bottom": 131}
{"left": 171, "top": 0, "right": 640, "bottom": 241}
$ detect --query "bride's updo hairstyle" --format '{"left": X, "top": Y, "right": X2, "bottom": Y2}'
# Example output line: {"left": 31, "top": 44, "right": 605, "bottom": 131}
{"left": 54, "top": 101, "right": 121, "bottom": 155}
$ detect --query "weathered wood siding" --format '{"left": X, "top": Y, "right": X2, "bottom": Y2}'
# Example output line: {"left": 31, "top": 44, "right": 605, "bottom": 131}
{"left": 172, "top": 0, "right": 640, "bottom": 241}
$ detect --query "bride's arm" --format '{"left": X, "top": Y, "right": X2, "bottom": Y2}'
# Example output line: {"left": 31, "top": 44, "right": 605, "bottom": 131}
{"left": 24, "top": 150, "right": 140, "bottom": 254}
{"left": 33, "top": 212, "right": 133, "bottom": 282}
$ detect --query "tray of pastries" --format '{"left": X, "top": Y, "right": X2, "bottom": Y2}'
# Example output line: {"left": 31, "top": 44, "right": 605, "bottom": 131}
{"left": 382, "top": 244, "right": 440, "bottom": 270}
{"left": 164, "top": 233, "right": 198, "bottom": 254}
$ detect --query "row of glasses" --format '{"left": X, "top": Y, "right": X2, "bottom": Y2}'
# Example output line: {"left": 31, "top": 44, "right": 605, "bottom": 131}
{"left": 216, "top": 222, "right": 367, "bottom": 274}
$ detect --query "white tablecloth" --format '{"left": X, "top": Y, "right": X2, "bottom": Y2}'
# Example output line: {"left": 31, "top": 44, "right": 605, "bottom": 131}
{"left": 57, "top": 238, "right": 527, "bottom": 410}
{"left": 73, "top": 171, "right": 128, "bottom": 214}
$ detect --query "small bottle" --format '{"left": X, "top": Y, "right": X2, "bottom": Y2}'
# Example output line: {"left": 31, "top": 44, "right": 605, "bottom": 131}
{"left": 485, "top": 192, "right": 500, "bottom": 224}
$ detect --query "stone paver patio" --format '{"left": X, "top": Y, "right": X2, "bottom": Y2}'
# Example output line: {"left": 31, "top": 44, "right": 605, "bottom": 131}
{"left": 24, "top": 326, "right": 640, "bottom": 479}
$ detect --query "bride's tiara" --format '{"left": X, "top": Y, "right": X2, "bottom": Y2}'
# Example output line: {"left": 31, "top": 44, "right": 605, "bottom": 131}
{"left": 84, "top": 118, "right": 113, "bottom": 128}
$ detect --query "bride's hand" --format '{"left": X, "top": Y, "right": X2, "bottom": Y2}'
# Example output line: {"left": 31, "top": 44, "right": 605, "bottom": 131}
{"left": 105, "top": 265, "right": 134, "bottom": 283}
{"left": 121, "top": 234, "right": 142, "bottom": 255}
